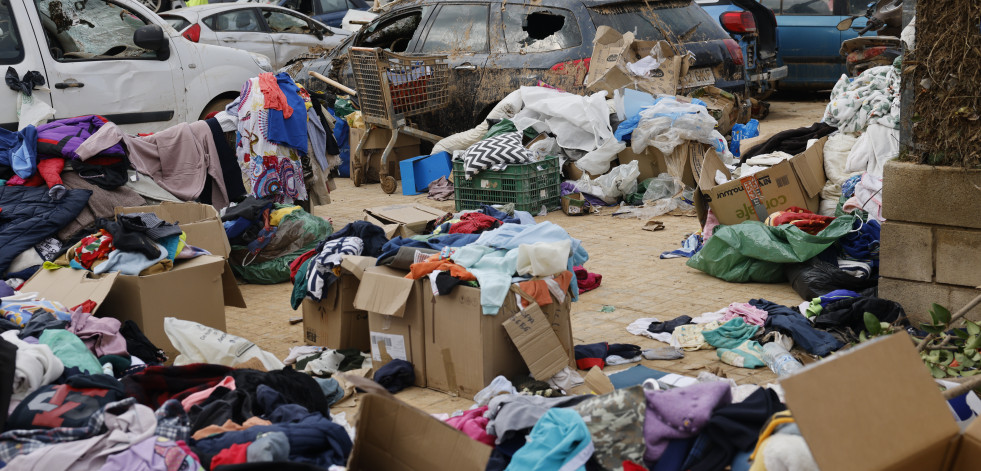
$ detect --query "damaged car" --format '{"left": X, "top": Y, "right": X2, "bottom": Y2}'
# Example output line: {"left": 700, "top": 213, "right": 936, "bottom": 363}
{"left": 292, "top": 0, "right": 748, "bottom": 136}
{"left": 161, "top": 4, "right": 349, "bottom": 69}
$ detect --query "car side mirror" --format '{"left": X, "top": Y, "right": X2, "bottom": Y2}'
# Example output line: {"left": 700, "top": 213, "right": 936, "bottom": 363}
{"left": 837, "top": 17, "right": 855, "bottom": 31}
{"left": 134, "top": 24, "right": 170, "bottom": 60}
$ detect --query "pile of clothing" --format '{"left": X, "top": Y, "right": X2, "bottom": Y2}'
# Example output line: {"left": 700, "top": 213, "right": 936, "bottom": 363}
{"left": 0, "top": 289, "right": 356, "bottom": 470}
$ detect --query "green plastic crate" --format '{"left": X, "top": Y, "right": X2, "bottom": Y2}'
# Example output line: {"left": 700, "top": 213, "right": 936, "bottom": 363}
{"left": 453, "top": 155, "right": 561, "bottom": 213}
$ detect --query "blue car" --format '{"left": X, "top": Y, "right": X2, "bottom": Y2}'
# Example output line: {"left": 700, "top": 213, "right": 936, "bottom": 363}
{"left": 278, "top": 0, "right": 370, "bottom": 28}
{"left": 698, "top": 0, "right": 786, "bottom": 98}
{"left": 701, "top": 0, "right": 869, "bottom": 89}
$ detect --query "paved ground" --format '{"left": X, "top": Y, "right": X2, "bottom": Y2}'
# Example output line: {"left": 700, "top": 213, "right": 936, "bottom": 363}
{"left": 225, "top": 94, "right": 830, "bottom": 414}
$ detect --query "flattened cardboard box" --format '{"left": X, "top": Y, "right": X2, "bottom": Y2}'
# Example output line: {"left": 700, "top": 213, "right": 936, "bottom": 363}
{"left": 363, "top": 203, "right": 447, "bottom": 239}
{"left": 586, "top": 26, "right": 688, "bottom": 97}
{"left": 783, "top": 333, "right": 981, "bottom": 471}
{"left": 345, "top": 375, "right": 491, "bottom": 471}
{"left": 25, "top": 201, "right": 245, "bottom": 362}
{"left": 691, "top": 136, "right": 827, "bottom": 226}
{"left": 423, "top": 282, "right": 575, "bottom": 399}
{"left": 301, "top": 256, "right": 377, "bottom": 351}
{"left": 354, "top": 266, "right": 426, "bottom": 388}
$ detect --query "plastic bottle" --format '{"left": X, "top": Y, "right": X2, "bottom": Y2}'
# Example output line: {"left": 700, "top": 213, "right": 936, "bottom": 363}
{"left": 762, "top": 342, "right": 804, "bottom": 376}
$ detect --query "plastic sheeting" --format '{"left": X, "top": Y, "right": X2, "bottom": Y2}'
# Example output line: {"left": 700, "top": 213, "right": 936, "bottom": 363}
{"left": 630, "top": 96, "right": 730, "bottom": 160}
{"left": 433, "top": 89, "right": 525, "bottom": 154}
{"left": 572, "top": 160, "right": 640, "bottom": 205}
{"left": 687, "top": 216, "right": 857, "bottom": 283}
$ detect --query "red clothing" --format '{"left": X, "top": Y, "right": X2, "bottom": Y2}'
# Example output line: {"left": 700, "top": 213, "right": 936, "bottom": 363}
{"left": 407, "top": 253, "right": 477, "bottom": 281}
{"left": 210, "top": 442, "right": 250, "bottom": 467}
{"left": 259, "top": 72, "right": 293, "bottom": 119}
{"left": 574, "top": 266, "right": 602, "bottom": 293}
{"left": 767, "top": 206, "right": 835, "bottom": 235}
{"left": 448, "top": 212, "right": 500, "bottom": 234}
{"left": 290, "top": 248, "right": 317, "bottom": 282}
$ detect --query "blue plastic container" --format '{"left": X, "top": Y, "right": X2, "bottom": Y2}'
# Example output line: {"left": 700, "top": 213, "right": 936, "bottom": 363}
{"left": 399, "top": 151, "right": 453, "bottom": 196}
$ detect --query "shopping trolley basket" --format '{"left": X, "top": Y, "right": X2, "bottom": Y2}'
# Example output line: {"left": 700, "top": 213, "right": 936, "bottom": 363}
{"left": 347, "top": 47, "right": 450, "bottom": 194}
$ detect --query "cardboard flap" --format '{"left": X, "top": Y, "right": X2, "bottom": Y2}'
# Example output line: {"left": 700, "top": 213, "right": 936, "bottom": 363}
{"left": 694, "top": 148, "right": 730, "bottom": 191}
{"left": 354, "top": 267, "right": 414, "bottom": 317}
{"left": 363, "top": 203, "right": 446, "bottom": 235}
{"left": 21, "top": 268, "right": 118, "bottom": 313}
{"left": 790, "top": 136, "right": 829, "bottom": 198}
{"left": 347, "top": 380, "right": 492, "bottom": 471}
{"left": 220, "top": 261, "right": 246, "bottom": 308}
{"left": 341, "top": 256, "right": 379, "bottom": 280}
{"left": 114, "top": 201, "right": 231, "bottom": 258}
{"left": 783, "top": 334, "right": 960, "bottom": 471}
{"left": 502, "top": 305, "right": 569, "bottom": 381}
{"left": 953, "top": 419, "right": 981, "bottom": 470}
{"left": 583, "top": 366, "right": 615, "bottom": 395}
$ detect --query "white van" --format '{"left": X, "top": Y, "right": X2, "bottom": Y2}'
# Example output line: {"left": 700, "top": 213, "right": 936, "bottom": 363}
{"left": 0, "top": 0, "right": 271, "bottom": 132}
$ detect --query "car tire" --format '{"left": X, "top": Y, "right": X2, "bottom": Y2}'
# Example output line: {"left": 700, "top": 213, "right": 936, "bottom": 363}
{"left": 199, "top": 97, "right": 235, "bottom": 121}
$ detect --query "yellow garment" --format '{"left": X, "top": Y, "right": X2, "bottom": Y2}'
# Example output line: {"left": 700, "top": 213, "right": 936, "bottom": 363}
{"left": 186, "top": 0, "right": 208, "bottom": 6}
{"left": 269, "top": 206, "right": 302, "bottom": 226}
{"left": 670, "top": 321, "right": 722, "bottom": 351}
{"left": 749, "top": 411, "right": 796, "bottom": 462}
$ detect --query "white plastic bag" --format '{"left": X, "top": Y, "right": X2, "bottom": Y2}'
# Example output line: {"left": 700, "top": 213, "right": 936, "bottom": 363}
{"left": 573, "top": 160, "right": 640, "bottom": 204}
{"left": 164, "top": 317, "right": 285, "bottom": 371}
{"left": 631, "top": 97, "right": 730, "bottom": 161}
{"left": 574, "top": 138, "right": 626, "bottom": 175}
{"left": 17, "top": 93, "right": 55, "bottom": 130}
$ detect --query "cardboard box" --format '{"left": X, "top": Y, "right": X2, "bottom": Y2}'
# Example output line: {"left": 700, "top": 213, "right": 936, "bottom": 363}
{"left": 363, "top": 203, "right": 447, "bottom": 239}
{"left": 423, "top": 282, "right": 575, "bottom": 399}
{"left": 23, "top": 202, "right": 245, "bottom": 362}
{"left": 354, "top": 266, "right": 427, "bottom": 388}
{"left": 691, "top": 136, "right": 827, "bottom": 226}
{"left": 563, "top": 160, "right": 609, "bottom": 181}
{"left": 345, "top": 375, "right": 492, "bottom": 471}
{"left": 783, "top": 333, "right": 981, "bottom": 471}
{"left": 619, "top": 142, "right": 705, "bottom": 187}
{"left": 586, "top": 26, "right": 689, "bottom": 97}
{"left": 301, "top": 256, "right": 377, "bottom": 351}
{"left": 561, "top": 193, "right": 591, "bottom": 216}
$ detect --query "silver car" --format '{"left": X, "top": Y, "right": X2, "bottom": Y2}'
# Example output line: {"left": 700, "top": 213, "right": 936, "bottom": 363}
{"left": 161, "top": 4, "right": 349, "bottom": 69}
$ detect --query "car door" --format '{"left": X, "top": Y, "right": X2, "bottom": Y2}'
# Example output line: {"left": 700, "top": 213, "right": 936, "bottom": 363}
{"left": 1, "top": 0, "right": 54, "bottom": 130}
{"left": 413, "top": 3, "right": 491, "bottom": 131}
{"left": 310, "top": 0, "right": 355, "bottom": 28}
{"left": 766, "top": 0, "right": 843, "bottom": 87}
{"left": 204, "top": 9, "right": 276, "bottom": 64}
{"left": 496, "top": 3, "right": 586, "bottom": 96}
{"left": 32, "top": 0, "right": 180, "bottom": 131}
{"left": 260, "top": 8, "right": 324, "bottom": 68}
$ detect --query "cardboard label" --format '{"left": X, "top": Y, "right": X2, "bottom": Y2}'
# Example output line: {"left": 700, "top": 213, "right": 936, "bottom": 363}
{"left": 502, "top": 306, "right": 569, "bottom": 381}
{"left": 370, "top": 332, "right": 406, "bottom": 362}
{"left": 739, "top": 175, "right": 769, "bottom": 221}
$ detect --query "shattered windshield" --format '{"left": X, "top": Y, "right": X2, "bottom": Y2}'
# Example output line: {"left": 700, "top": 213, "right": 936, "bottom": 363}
{"left": 588, "top": 1, "right": 727, "bottom": 43}
{"left": 36, "top": 0, "right": 155, "bottom": 60}
{"left": 0, "top": 0, "right": 24, "bottom": 64}
{"left": 503, "top": 5, "right": 581, "bottom": 53}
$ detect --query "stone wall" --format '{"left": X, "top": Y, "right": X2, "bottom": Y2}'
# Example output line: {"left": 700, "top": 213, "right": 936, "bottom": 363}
{"left": 879, "top": 161, "right": 981, "bottom": 324}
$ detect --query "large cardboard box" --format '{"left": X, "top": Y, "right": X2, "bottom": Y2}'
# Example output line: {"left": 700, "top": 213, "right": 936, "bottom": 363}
{"left": 23, "top": 202, "right": 245, "bottom": 361}
{"left": 354, "top": 266, "right": 427, "bottom": 388}
{"left": 345, "top": 375, "right": 492, "bottom": 471}
{"left": 423, "top": 282, "right": 575, "bottom": 399}
{"left": 586, "top": 26, "right": 689, "bottom": 97}
{"left": 783, "top": 333, "right": 981, "bottom": 471}
{"left": 688, "top": 86, "right": 740, "bottom": 136}
{"left": 691, "top": 136, "right": 827, "bottom": 226}
{"left": 301, "top": 256, "right": 377, "bottom": 351}
{"left": 363, "top": 203, "right": 447, "bottom": 239}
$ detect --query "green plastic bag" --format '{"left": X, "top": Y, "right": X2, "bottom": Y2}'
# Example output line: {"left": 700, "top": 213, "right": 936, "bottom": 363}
{"left": 334, "top": 97, "right": 356, "bottom": 119}
{"left": 482, "top": 118, "right": 540, "bottom": 141}
{"left": 687, "top": 215, "right": 856, "bottom": 283}
{"left": 231, "top": 206, "right": 332, "bottom": 285}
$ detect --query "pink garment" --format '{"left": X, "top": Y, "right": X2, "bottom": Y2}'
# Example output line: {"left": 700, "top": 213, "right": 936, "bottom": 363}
{"left": 74, "top": 121, "right": 229, "bottom": 208}
{"left": 259, "top": 72, "right": 293, "bottom": 119}
{"left": 721, "top": 302, "right": 768, "bottom": 327}
{"left": 67, "top": 308, "right": 128, "bottom": 357}
{"left": 703, "top": 208, "right": 720, "bottom": 241}
{"left": 181, "top": 376, "right": 236, "bottom": 411}
{"left": 445, "top": 406, "right": 495, "bottom": 446}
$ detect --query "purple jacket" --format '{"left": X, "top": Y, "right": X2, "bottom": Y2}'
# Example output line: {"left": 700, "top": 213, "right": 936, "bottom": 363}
{"left": 36, "top": 115, "right": 127, "bottom": 161}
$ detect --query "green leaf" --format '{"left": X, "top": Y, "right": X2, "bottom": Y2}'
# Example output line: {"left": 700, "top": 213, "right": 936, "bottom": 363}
{"left": 930, "top": 365, "right": 947, "bottom": 378}
{"left": 932, "top": 304, "right": 952, "bottom": 324}
{"left": 927, "top": 350, "right": 942, "bottom": 362}
{"left": 920, "top": 323, "right": 947, "bottom": 335}
{"left": 967, "top": 336, "right": 981, "bottom": 350}
{"left": 864, "top": 312, "right": 881, "bottom": 336}
{"left": 973, "top": 352, "right": 981, "bottom": 363}
{"left": 955, "top": 329, "right": 971, "bottom": 339}
{"left": 859, "top": 331, "right": 868, "bottom": 343}
{"left": 956, "top": 352, "right": 969, "bottom": 364}
{"left": 940, "top": 351, "right": 954, "bottom": 366}
{"left": 968, "top": 321, "right": 981, "bottom": 336}
{"left": 962, "top": 370, "right": 981, "bottom": 377}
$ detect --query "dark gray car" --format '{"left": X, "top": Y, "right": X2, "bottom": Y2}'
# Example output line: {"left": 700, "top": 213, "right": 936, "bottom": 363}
{"left": 292, "top": 0, "right": 747, "bottom": 136}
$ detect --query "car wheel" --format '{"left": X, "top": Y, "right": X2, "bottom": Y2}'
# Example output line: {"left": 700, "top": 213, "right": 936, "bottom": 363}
{"left": 139, "top": 0, "right": 163, "bottom": 11}
{"left": 352, "top": 167, "right": 364, "bottom": 187}
{"left": 199, "top": 97, "right": 235, "bottom": 121}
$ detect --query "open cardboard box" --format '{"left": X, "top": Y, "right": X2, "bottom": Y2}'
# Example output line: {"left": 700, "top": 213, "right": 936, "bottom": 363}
{"left": 353, "top": 265, "right": 427, "bottom": 388}
{"left": 423, "top": 281, "right": 575, "bottom": 399}
{"left": 783, "top": 333, "right": 981, "bottom": 470}
{"left": 22, "top": 202, "right": 245, "bottom": 361}
{"left": 301, "top": 256, "right": 377, "bottom": 350}
{"left": 345, "top": 375, "right": 491, "bottom": 471}
{"left": 691, "top": 136, "right": 827, "bottom": 226}
{"left": 586, "top": 26, "right": 689, "bottom": 97}
{"left": 363, "top": 203, "right": 447, "bottom": 239}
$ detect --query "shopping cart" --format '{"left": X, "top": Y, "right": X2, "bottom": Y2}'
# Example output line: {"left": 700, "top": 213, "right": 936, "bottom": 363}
{"left": 347, "top": 47, "right": 450, "bottom": 194}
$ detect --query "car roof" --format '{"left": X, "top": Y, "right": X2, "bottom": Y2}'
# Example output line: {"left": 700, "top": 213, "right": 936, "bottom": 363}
{"left": 382, "top": 0, "right": 679, "bottom": 6}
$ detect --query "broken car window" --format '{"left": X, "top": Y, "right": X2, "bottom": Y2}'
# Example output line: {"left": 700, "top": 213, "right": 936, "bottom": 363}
{"left": 503, "top": 5, "right": 580, "bottom": 53}
{"left": 357, "top": 10, "right": 423, "bottom": 53}
{"left": 263, "top": 9, "right": 312, "bottom": 34}
{"left": 35, "top": 0, "right": 155, "bottom": 61}
{"left": 0, "top": 0, "right": 24, "bottom": 64}
{"left": 420, "top": 4, "right": 488, "bottom": 54}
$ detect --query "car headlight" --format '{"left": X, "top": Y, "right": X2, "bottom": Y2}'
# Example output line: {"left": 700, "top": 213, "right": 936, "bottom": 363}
{"left": 249, "top": 53, "right": 273, "bottom": 72}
